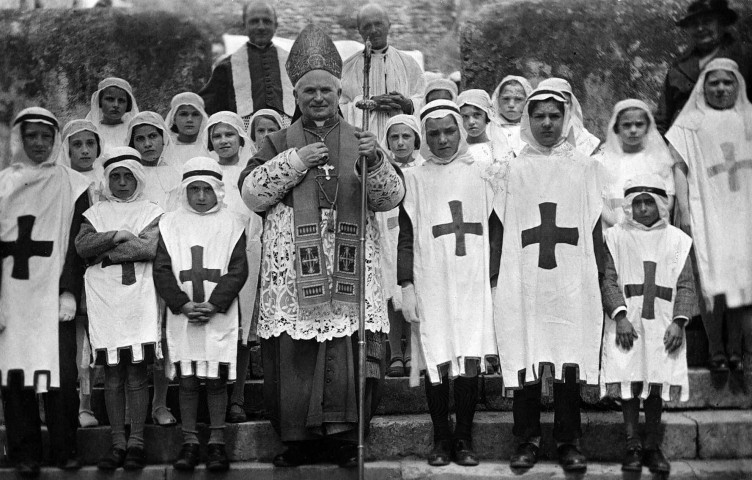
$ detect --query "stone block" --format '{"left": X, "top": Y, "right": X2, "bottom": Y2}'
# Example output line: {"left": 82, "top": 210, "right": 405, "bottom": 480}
{"left": 0, "top": 8, "right": 212, "bottom": 168}
{"left": 684, "top": 410, "right": 752, "bottom": 459}
{"left": 460, "top": 0, "right": 752, "bottom": 140}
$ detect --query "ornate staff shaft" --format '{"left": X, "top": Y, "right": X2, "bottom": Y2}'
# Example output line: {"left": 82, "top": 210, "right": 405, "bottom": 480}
{"left": 357, "top": 37, "right": 372, "bottom": 480}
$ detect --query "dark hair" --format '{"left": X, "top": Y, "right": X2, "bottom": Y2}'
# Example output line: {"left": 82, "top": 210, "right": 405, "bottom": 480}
{"left": 20, "top": 121, "right": 55, "bottom": 138}
{"left": 207, "top": 123, "right": 245, "bottom": 152}
{"left": 98, "top": 86, "right": 133, "bottom": 113}
{"left": 528, "top": 98, "right": 565, "bottom": 116}
{"left": 612, "top": 107, "right": 651, "bottom": 134}
{"left": 386, "top": 124, "right": 420, "bottom": 150}
{"left": 249, "top": 114, "right": 282, "bottom": 141}
{"left": 68, "top": 131, "right": 102, "bottom": 158}
{"left": 129, "top": 123, "right": 164, "bottom": 149}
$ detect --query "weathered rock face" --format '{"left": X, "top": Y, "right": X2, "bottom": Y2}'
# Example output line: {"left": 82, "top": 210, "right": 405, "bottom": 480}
{"left": 461, "top": 0, "right": 752, "bottom": 140}
{"left": 0, "top": 8, "right": 212, "bottom": 167}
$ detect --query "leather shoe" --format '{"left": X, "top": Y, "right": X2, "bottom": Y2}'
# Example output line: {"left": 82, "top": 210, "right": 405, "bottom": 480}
{"left": 709, "top": 355, "right": 729, "bottom": 372}
{"left": 97, "top": 447, "right": 126, "bottom": 471}
{"left": 427, "top": 439, "right": 452, "bottom": 466}
{"left": 56, "top": 457, "right": 82, "bottom": 471}
{"left": 729, "top": 354, "right": 743, "bottom": 372}
{"left": 226, "top": 403, "right": 247, "bottom": 423}
{"left": 15, "top": 461, "right": 40, "bottom": 478}
{"left": 173, "top": 443, "right": 200, "bottom": 471}
{"left": 621, "top": 446, "right": 642, "bottom": 472}
{"left": 273, "top": 445, "right": 311, "bottom": 467}
{"left": 123, "top": 446, "right": 146, "bottom": 470}
{"left": 510, "top": 442, "right": 538, "bottom": 469}
{"left": 557, "top": 444, "right": 587, "bottom": 472}
{"left": 643, "top": 448, "right": 670, "bottom": 474}
{"left": 206, "top": 444, "right": 230, "bottom": 472}
{"left": 452, "top": 438, "right": 479, "bottom": 466}
{"left": 336, "top": 444, "right": 358, "bottom": 468}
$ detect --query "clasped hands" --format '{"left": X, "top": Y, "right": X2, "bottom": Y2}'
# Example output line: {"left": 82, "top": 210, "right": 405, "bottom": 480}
{"left": 181, "top": 301, "right": 219, "bottom": 324}
{"left": 297, "top": 130, "right": 381, "bottom": 169}
{"left": 355, "top": 92, "right": 410, "bottom": 113}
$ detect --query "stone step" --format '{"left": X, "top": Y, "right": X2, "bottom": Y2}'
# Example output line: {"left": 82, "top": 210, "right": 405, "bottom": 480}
{"left": 2, "top": 459, "right": 752, "bottom": 479}
{"left": 82, "top": 368, "right": 752, "bottom": 425}
{"left": 3, "top": 410, "right": 752, "bottom": 465}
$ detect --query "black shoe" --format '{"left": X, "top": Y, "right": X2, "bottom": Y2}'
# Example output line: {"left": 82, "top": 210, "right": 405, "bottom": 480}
{"left": 427, "top": 439, "right": 452, "bottom": 466}
{"left": 56, "top": 457, "right": 82, "bottom": 471}
{"left": 15, "top": 461, "right": 40, "bottom": 478}
{"left": 643, "top": 448, "right": 670, "bottom": 474}
{"left": 452, "top": 438, "right": 479, "bottom": 466}
{"left": 729, "top": 354, "right": 743, "bottom": 372}
{"left": 173, "top": 443, "right": 200, "bottom": 471}
{"left": 510, "top": 442, "right": 538, "bottom": 469}
{"left": 123, "top": 446, "right": 146, "bottom": 471}
{"left": 710, "top": 355, "right": 729, "bottom": 372}
{"left": 206, "top": 444, "right": 230, "bottom": 472}
{"left": 335, "top": 444, "right": 358, "bottom": 468}
{"left": 97, "top": 447, "right": 126, "bottom": 471}
{"left": 557, "top": 444, "right": 587, "bottom": 472}
{"left": 621, "top": 446, "right": 643, "bottom": 472}
{"left": 273, "top": 445, "right": 311, "bottom": 467}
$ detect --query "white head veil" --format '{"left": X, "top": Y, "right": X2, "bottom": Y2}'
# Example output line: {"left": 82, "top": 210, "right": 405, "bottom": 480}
{"left": 205, "top": 111, "right": 256, "bottom": 161}
{"left": 248, "top": 109, "right": 285, "bottom": 144}
{"left": 179, "top": 156, "right": 226, "bottom": 215}
{"left": 457, "top": 89, "right": 494, "bottom": 120}
{"left": 419, "top": 100, "right": 470, "bottom": 164}
{"left": 85, "top": 77, "right": 139, "bottom": 127}
{"left": 163, "top": 92, "right": 210, "bottom": 147}
{"left": 671, "top": 58, "right": 752, "bottom": 141}
{"left": 10, "top": 107, "right": 62, "bottom": 168}
{"left": 424, "top": 78, "right": 459, "bottom": 103}
{"left": 519, "top": 87, "right": 573, "bottom": 154}
{"left": 621, "top": 173, "right": 671, "bottom": 231}
{"left": 381, "top": 114, "right": 422, "bottom": 163}
{"left": 58, "top": 119, "right": 105, "bottom": 169}
{"left": 101, "top": 146, "right": 147, "bottom": 203}
{"left": 490, "top": 75, "right": 533, "bottom": 125}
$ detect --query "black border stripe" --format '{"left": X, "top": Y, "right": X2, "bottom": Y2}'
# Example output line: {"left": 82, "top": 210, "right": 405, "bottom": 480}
{"left": 528, "top": 89, "right": 567, "bottom": 101}
{"left": 182, "top": 170, "right": 223, "bottom": 181}
{"left": 420, "top": 104, "right": 461, "bottom": 120}
{"left": 13, "top": 113, "right": 59, "bottom": 130}
{"left": 103, "top": 154, "right": 141, "bottom": 169}
{"left": 624, "top": 186, "right": 668, "bottom": 198}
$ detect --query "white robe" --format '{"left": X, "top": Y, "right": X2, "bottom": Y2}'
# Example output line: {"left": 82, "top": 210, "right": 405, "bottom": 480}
{"left": 160, "top": 208, "right": 245, "bottom": 379}
{"left": 601, "top": 222, "right": 692, "bottom": 401}
{"left": 402, "top": 156, "right": 497, "bottom": 384}
{"left": 84, "top": 200, "right": 163, "bottom": 365}
{"left": 0, "top": 164, "right": 89, "bottom": 390}
{"left": 494, "top": 144, "right": 603, "bottom": 388}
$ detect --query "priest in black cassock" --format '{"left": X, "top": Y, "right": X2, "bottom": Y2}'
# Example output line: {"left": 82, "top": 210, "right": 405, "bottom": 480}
{"left": 238, "top": 25, "right": 405, "bottom": 468}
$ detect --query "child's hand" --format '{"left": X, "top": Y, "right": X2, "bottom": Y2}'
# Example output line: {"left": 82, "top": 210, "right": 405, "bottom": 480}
{"left": 113, "top": 230, "right": 137, "bottom": 244}
{"left": 194, "top": 302, "right": 219, "bottom": 320}
{"left": 401, "top": 283, "right": 419, "bottom": 324}
{"left": 59, "top": 292, "right": 76, "bottom": 322}
{"left": 615, "top": 313, "right": 638, "bottom": 350}
{"left": 664, "top": 321, "right": 684, "bottom": 353}
{"left": 181, "top": 302, "right": 209, "bottom": 324}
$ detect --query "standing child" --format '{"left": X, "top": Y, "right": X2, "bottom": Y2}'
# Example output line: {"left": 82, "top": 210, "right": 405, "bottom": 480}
{"left": 60, "top": 119, "right": 106, "bottom": 429}
{"left": 153, "top": 157, "right": 248, "bottom": 472}
{"left": 458, "top": 89, "right": 511, "bottom": 165}
{"left": 205, "top": 111, "right": 262, "bottom": 423}
{"left": 75, "top": 147, "right": 163, "bottom": 471}
{"left": 248, "top": 108, "right": 283, "bottom": 151}
{"left": 600, "top": 174, "right": 695, "bottom": 474}
{"left": 0, "top": 107, "right": 90, "bottom": 477}
{"left": 163, "top": 92, "right": 210, "bottom": 168}
{"left": 85, "top": 78, "right": 139, "bottom": 150}
{"left": 489, "top": 75, "right": 533, "bottom": 155}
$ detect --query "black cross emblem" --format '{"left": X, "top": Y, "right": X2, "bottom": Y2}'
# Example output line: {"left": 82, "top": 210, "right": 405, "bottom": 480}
{"left": 521, "top": 203, "right": 579, "bottom": 270}
{"left": 431, "top": 200, "right": 483, "bottom": 257}
{"left": 707, "top": 142, "right": 752, "bottom": 192}
{"left": 179, "top": 245, "right": 221, "bottom": 303}
{"left": 0, "top": 215, "right": 54, "bottom": 280}
{"left": 624, "top": 261, "right": 673, "bottom": 320}
{"left": 101, "top": 257, "right": 136, "bottom": 286}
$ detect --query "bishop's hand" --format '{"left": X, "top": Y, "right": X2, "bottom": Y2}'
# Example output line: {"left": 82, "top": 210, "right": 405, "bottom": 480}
{"left": 355, "top": 130, "right": 380, "bottom": 168}
{"left": 297, "top": 142, "right": 330, "bottom": 169}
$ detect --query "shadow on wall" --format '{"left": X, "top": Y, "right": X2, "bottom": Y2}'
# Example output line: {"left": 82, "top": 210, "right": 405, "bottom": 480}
{"left": 460, "top": 0, "right": 752, "bottom": 140}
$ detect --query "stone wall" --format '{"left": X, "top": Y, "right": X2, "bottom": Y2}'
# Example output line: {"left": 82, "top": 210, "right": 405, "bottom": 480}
{"left": 461, "top": 0, "right": 752, "bottom": 139}
{"left": 0, "top": 8, "right": 212, "bottom": 167}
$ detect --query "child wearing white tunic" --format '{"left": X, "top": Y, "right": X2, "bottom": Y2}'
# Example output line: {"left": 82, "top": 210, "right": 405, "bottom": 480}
{"left": 153, "top": 157, "right": 248, "bottom": 472}
{"left": 163, "top": 92, "right": 211, "bottom": 168}
{"left": 489, "top": 75, "right": 533, "bottom": 155}
{"left": 85, "top": 78, "right": 139, "bottom": 150}
{"left": 75, "top": 147, "right": 163, "bottom": 471}
{"left": 205, "top": 111, "right": 263, "bottom": 423}
{"left": 600, "top": 174, "right": 695, "bottom": 475}
{"left": 60, "top": 119, "right": 106, "bottom": 429}
{"left": 458, "top": 89, "right": 512, "bottom": 166}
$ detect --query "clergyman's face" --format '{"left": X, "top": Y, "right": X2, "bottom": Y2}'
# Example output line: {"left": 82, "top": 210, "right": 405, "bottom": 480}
{"left": 245, "top": 4, "right": 276, "bottom": 46}
{"left": 358, "top": 9, "right": 390, "bottom": 50}
{"left": 425, "top": 115, "right": 460, "bottom": 159}
{"left": 295, "top": 71, "right": 341, "bottom": 122}
{"left": 69, "top": 130, "right": 98, "bottom": 171}
{"left": 704, "top": 69, "right": 738, "bottom": 110}
{"left": 22, "top": 122, "right": 55, "bottom": 165}
{"left": 529, "top": 100, "right": 564, "bottom": 147}
{"left": 187, "top": 180, "right": 218, "bottom": 213}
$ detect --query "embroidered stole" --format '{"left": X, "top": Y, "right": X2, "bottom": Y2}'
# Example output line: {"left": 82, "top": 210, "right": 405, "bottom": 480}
{"left": 288, "top": 120, "right": 362, "bottom": 316}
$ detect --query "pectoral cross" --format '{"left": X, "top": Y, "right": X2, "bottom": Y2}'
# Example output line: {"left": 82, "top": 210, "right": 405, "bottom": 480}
{"left": 318, "top": 163, "right": 335, "bottom": 180}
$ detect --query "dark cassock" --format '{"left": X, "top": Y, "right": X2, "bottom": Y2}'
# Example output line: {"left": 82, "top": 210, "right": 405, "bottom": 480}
{"left": 238, "top": 25, "right": 405, "bottom": 467}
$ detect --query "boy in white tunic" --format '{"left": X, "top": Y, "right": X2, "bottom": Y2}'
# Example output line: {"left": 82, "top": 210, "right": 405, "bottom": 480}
{"left": 600, "top": 174, "right": 695, "bottom": 475}
{"left": 85, "top": 77, "right": 139, "bottom": 150}
{"left": 75, "top": 147, "right": 163, "bottom": 471}
{"left": 153, "top": 157, "right": 248, "bottom": 473}
{"left": 398, "top": 100, "right": 498, "bottom": 467}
